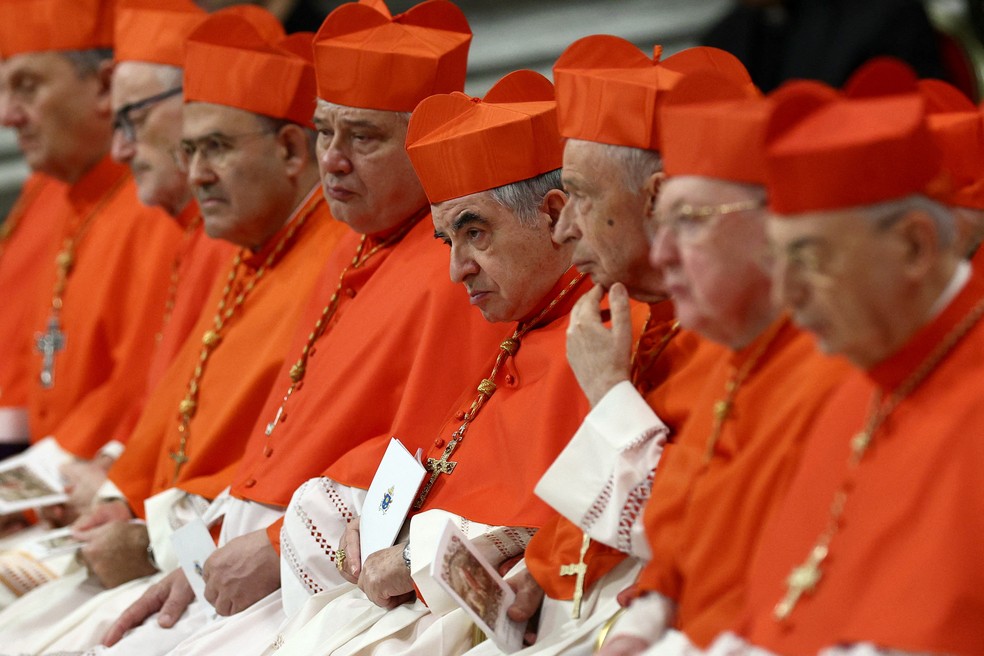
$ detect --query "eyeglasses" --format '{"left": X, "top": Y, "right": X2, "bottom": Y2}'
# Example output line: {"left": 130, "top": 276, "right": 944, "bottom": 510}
{"left": 112, "top": 86, "right": 183, "bottom": 143}
{"left": 653, "top": 198, "right": 763, "bottom": 243}
{"left": 175, "top": 130, "right": 275, "bottom": 170}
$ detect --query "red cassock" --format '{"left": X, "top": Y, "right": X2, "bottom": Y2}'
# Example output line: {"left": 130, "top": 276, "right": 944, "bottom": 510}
{"left": 109, "top": 194, "right": 348, "bottom": 516}
{"left": 525, "top": 302, "right": 722, "bottom": 602}
{"left": 741, "top": 271, "right": 984, "bottom": 656}
{"left": 223, "top": 216, "right": 508, "bottom": 549}
{"left": 325, "top": 268, "right": 592, "bottom": 533}
{"left": 635, "top": 317, "right": 849, "bottom": 648}
{"left": 0, "top": 174, "right": 68, "bottom": 415}
{"left": 27, "top": 157, "right": 185, "bottom": 458}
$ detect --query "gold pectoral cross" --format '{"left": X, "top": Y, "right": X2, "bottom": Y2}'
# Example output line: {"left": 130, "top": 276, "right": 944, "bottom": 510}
{"left": 559, "top": 532, "right": 591, "bottom": 619}
{"left": 773, "top": 543, "right": 828, "bottom": 621}
{"left": 413, "top": 435, "right": 460, "bottom": 510}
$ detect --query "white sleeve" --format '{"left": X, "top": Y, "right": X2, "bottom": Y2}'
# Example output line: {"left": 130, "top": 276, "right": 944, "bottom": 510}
{"left": 408, "top": 508, "right": 535, "bottom": 618}
{"left": 535, "top": 381, "right": 667, "bottom": 558}
{"left": 279, "top": 476, "right": 367, "bottom": 617}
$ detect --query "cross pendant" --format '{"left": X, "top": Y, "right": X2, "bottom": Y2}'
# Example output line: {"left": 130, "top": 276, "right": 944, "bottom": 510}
{"left": 559, "top": 533, "right": 591, "bottom": 619}
{"left": 773, "top": 544, "right": 827, "bottom": 621}
{"left": 169, "top": 449, "right": 189, "bottom": 482}
{"left": 35, "top": 316, "right": 66, "bottom": 389}
{"left": 413, "top": 438, "right": 460, "bottom": 510}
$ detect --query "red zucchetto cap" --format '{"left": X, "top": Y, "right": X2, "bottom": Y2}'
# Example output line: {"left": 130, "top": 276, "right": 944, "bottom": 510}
{"left": 659, "top": 71, "right": 768, "bottom": 184}
{"left": 312, "top": 0, "right": 471, "bottom": 112}
{"left": 184, "top": 9, "right": 318, "bottom": 127}
{"left": 553, "top": 36, "right": 752, "bottom": 151}
{"left": 114, "top": 0, "right": 205, "bottom": 67}
{"left": 405, "top": 70, "right": 562, "bottom": 204}
{"left": 916, "top": 79, "right": 984, "bottom": 209}
{"left": 764, "top": 75, "right": 942, "bottom": 215}
{"left": 0, "top": 0, "right": 114, "bottom": 56}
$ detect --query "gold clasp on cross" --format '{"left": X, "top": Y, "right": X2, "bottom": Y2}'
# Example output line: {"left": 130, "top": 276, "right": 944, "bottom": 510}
{"left": 774, "top": 543, "right": 828, "bottom": 621}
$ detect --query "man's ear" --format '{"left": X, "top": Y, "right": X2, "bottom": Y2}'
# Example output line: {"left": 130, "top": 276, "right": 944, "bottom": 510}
{"left": 896, "top": 209, "right": 942, "bottom": 280}
{"left": 277, "top": 123, "right": 309, "bottom": 176}
{"left": 540, "top": 187, "right": 568, "bottom": 230}
{"left": 643, "top": 170, "right": 664, "bottom": 219}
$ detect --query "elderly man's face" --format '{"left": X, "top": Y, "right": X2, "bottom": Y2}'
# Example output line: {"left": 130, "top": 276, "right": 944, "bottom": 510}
{"left": 432, "top": 189, "right": 571, "bottom": 323}
{"left": 1, "top": 52, "right": 109, "bottom": 182}
{"left": 111, "top": 62, "right": 187, "bottom": 216}
{"left": 182, "top": 102, "right": 290, "bottom": 248}
{"left": 768, "top": 210, "right": 909, "bottom": 367}
{"left": 650, "top": 176, "right": 773, "bottom": 348}
{"left": 313, "top": 102, "right": 427, "bottom": 235}
{"left": 554, "top": 139, "right": 665, "bottom": 302}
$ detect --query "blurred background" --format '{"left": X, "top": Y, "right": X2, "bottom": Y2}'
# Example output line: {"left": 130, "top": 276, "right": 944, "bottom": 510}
{"left": 0, "top": 0, "right": 981, "bottom": 214}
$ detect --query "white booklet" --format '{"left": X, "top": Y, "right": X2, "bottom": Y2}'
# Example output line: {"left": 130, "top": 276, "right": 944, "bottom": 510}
{"left": 359, "top": 437, "right": 425, "bottom": 565}
{"left": 431, "top": 521, "right": 524, "bottom": 653}
{"left": 24, "top": 526, "right": 83, "bottom": 560}
{"left": 170, "top": 517, "right": 217, "bottom": 611}
{"left": 0, "top": 439, "right": 68, "bottom": 513}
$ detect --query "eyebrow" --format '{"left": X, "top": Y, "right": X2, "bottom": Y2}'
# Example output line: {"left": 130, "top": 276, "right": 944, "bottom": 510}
{"left": 433, "top": 210, "right": 489, "bottom": 241}
{"left": 451, "top": 211, "right": 488, "bottom": 233}
{"left": 337, "top": 118, "right": 383, "bottom": 132}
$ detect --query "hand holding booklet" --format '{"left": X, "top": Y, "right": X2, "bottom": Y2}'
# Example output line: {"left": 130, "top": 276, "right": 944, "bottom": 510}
{"left": 359, "top": 437, "right": 426, "bottom": 564}
{"left": 432, "top": 521, "right": 524, "bottom": 653}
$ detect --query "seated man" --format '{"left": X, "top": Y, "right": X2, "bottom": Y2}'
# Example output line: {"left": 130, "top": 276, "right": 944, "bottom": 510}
{"left": 265, "top": 69, "right": 591, "bottom": 655}
{"left": 472, "top": 37, "right": 750, "bottom": 656}
{"left": 0, "top": 8, "right": 348, "bottom": 653}
{"left": 595, "top": 71, "right": 849, "bottom": 655}
{"left": 721, "top": 60, "right": 984, "bottom": 656}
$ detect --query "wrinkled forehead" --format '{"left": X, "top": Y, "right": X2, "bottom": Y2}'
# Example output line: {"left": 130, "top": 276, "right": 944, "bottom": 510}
{"left": 766, "top": 207, "right": 862, "bottom": 247}
{"left": 313, "top": 99, "right": 406, "bottom": 132}
{"left": 182, "top": 100, "right": 263, "bottom": 138}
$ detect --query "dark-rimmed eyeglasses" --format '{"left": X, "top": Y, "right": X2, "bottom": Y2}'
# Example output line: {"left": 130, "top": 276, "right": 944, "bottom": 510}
{"left": 112, "top": 86, "right": 183, "bottom": 142}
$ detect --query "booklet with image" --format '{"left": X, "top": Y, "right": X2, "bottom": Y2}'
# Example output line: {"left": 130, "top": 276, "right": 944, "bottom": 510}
{"left": 360, "top": 437, "right": 426, "bottom": 565}
{"left": 24, "top": 527, "right": 83, "bottom": 560}
{"left": 0, "top": 440, "right": 68, "bottom": 513}
{"left": 431, "top": 521, "right": 524, "bottom": 653}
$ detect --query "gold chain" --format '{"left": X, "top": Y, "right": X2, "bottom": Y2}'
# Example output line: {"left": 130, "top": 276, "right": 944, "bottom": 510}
{"left": 156, "top": 215, "right": 203, "bottom": 343}
{"left": 774, "top": 293, "right": 984, "bottom": 622}
{"left": 169, "top": 198, "right": 322, "bottom": 481}
{"left": 704, "top": 316, "right": 788, "bottom": 463}
{"left": 413, "top": 272, "right": 587, "bottom": 509}
{"left": 263, "top": 217, "right": 418, "bottom": 437}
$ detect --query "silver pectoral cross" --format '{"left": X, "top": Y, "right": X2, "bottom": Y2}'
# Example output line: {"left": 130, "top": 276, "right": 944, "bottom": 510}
{"left": 35, "top": 316, "right": 65, "bottom": 389}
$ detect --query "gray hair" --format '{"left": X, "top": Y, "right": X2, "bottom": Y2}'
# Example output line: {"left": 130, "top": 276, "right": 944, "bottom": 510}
{"left": 861, "top": 195, "right": 957, "bottom": 247}
{"left": 316, "top": 98, "right": 412, "bottom": 124}
{"left": 62, "top": 48, "right": 113, "bottom": 77}
{"left": 489, "top": 169, "right": 563, "bottom": 227}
